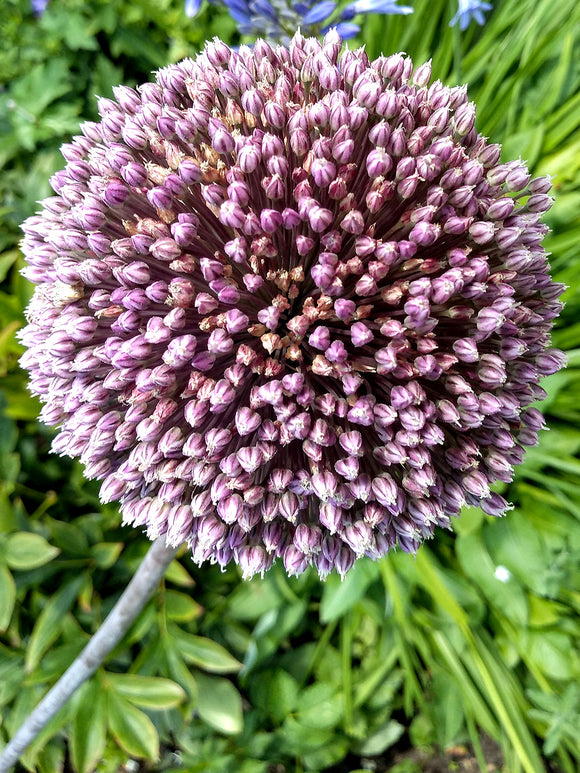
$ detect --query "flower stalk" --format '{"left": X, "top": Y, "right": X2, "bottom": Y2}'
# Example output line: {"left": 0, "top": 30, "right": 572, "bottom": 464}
{"left": 0, "top": 537, "right": 178, "bottom": 773}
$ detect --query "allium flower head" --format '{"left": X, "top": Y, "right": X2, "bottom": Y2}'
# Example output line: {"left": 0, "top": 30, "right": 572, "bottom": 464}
{"left": 20, "top": 32, "right": 565, "bottom": 579}
{"left": 185, "top": 0, "right": 412, "bottom": 42}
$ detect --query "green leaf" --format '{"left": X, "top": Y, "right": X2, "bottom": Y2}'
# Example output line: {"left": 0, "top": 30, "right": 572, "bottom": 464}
{"left": 354, "top": 719, "right": 405, "bottom": 756}
{"left": 171, "top": 627, "right": 242, "bottom": 673}
{"left": 320, "top": 560, "right": 379, "bottom": 622}
{"left": 106, "top": 673, "right": 186, "bottom": 709}
{"left": 527, "top": 632, "right": 580, "bottom": 680}
{"left": 484, "top": 511, "right": 552, "bottom": 596}
{"left": 91, "top": 541, "right": 123, "bottom": 569}
{"left": 195, "top": 672, "right": 243, "bottom": 734}
{"left": 162, "top": 637, "right": 199, "bottom": 703}
{"left": 227, "top": 578, "right": 283, "bottom": 621}
{"left": 430, "top": 671, "right": 465, "bottom": 748}
{"left": 9, "top": 60, "right": 71, "bottom": 117}
{"left": 46, "top": 518, "right": 90, "bottom": 557}
{"left": 4, "top": 532, "right": 60, "bottom": 571}
{"left": 165, "top": 590, "right": 203, "bottom": 622}
{"left": 456, "top": 531, "right": 528, "bottom": 626}
{"left": 302, "top": 736, "right": 350, "bottom": 770}
{"left": 250, "top": 669, "right": 299, "bottom": 724}
{"left": 164, "top": 558, "right": 195, "bottom": 587}
{"left": 295, "top": 683, "right": 343, "bottom": 730}
{"left": 279, "top": 716, "right": 334, "bottom": 753}
{"left": 70, "top": 680, "right": 107, "bottom": 773}
{"left": 0, "top": 561, "right": 16, "bottom": 632}
{"left": 107, "top": 692, "right": 159, "bottom": 761}
{"left": 25, "top": 574, "right": 86, "bottom": 672}
{"left": 0, "top": 250, "right": 19, "bottom": 283}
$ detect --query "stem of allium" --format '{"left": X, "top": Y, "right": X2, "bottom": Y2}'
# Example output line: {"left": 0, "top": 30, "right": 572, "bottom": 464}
{"left": 0, "top": 537, "right": 179, "bottom": 773}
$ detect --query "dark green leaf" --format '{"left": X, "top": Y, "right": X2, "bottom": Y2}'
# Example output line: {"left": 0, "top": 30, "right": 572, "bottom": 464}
{"left": 91, "top": 542, "right": 123, "bottom": 569}
{"left": 25, "top": 574, "right": 86, "bottom": 672}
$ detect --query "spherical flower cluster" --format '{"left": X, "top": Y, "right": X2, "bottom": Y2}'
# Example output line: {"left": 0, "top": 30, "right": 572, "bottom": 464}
{"left": 20, "top": 32, "right": 565, "bottom": 579}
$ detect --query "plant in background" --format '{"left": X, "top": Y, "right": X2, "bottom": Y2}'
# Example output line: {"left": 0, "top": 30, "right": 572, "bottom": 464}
{"left": 185, "top": 0, "right": 413, "bottom": 41}
{"left": 450, "top": 0, "right": 493, "bottom": 29}
{"left": 30, "top": 0, "right": 49, "bottom": 15}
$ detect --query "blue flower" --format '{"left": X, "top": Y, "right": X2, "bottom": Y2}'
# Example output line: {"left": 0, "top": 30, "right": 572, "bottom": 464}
{"left": 185, "top": 0, "right": 204, "bottom": 16}
{"left": 185, "top": 0, "right": 413, "bottom": 42}
{"left": 450, "top": 0, "right": 492, "bottom": 30}
{"left": 31, "top": 0, "right": 49, "bottom": 15}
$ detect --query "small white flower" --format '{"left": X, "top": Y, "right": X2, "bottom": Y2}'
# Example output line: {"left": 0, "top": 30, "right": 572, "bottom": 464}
{"left": 494, "top": 565, "right": 511, "bottom": 583}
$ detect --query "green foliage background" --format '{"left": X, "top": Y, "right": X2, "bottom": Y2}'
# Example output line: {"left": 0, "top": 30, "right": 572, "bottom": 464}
{"left": 1, "top": 0, "right": 580, "bottom": 771}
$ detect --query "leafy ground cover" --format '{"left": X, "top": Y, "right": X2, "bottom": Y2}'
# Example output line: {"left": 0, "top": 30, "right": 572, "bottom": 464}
{"left": 1, "top": 0, "right": 580, "bottom": 771}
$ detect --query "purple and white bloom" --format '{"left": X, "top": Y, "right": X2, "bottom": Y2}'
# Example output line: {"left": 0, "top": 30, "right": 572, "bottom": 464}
{"left": 185, "top": 0, "right": 412, "bottom": 42}
{"left": 450, "top": 0, "right": 492, "bottom": 30}
{"left": 19, "top": 33, "right": 565, "bottom": 579}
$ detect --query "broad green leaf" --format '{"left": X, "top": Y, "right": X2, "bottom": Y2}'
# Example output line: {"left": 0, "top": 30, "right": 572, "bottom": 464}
{"left": 302, "top": 736, "right": 350, "bottom": 771}
{"left": 0, "top": 561, "right": 16, "bottom": 632}
{"left": 107, "top": 692, "right": 159, "bottom": 761}
{"left": 528, "top": 595, "right": 561, "bottom": 628}
{"left": 4, "top": 532, "right": 60, "bottom": 571}
{"left": 484, "top": 511, "right": 552, "bottom": 596}
{"left": 456, "top": 531, "right": 528, "bottom": 626}
{"left": 106, "top": 673, "right": 185, "bottom": 709}
{"left": 431, "top": 672, "right": 465, "bottom": 748}
{"left": 26, "top": 641, "right": 85, "bottom": 685}
{"left": 25, "top": 574, "right": 86, "bottom": 672}
{"left": 70, "top": 681, "right": 107, "bottom": 773}
{"left": 295, "top": 683, "right": 343, "bottom": 730}
{"left": 527, "top": 632, "right": 580, "bottom": 680}
{"left": 91, "top": 542, "right": 123, "bottom": 569}
{"left": 249, "top": 669, "right": 299, "bottom": 724}
{"left": 195, "top": 673, "right": 243, "bottom": 734}
{"left": 35, "top": 743, "right": 65, "bottom": 773}
{"left": 164, "top": 559, "right": 195, "bottom": 587}
{"left": 45, "top": 518, "right": 90, "bottom": 557}
{"left": 162, "top": 638, "right": 199, "bottom": 703}
{"left": 320, "top": 560, "right": 379, "bottom": 623}
{"left": 227, "top": 578, "right": 283, "bottom": 621}
{"left": 9, "top": 60, "right": 71, "bottom": 116}
{"left": 279, "top": 716, "right": 334, "bottom": 753}
{"left": 165, "top": 590, "right": 202, "bottom": 622}
{"left": 0, "top": 250, "right": 19, "bottom": 283}
{"left": 171, "top": 627, "right": 242, "bottom": 673}
{"left": 354, "top": 719, "right": 405, "bottom": 756}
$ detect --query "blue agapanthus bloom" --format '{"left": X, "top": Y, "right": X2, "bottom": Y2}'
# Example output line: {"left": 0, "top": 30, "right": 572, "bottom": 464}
{"left": 450, "top": 0, "right": 492, "bottom": 30}
{"left": 185, "top": 0, "right": 413, "bottom": 41}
